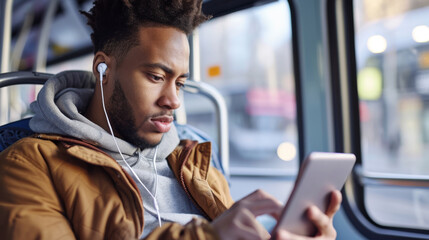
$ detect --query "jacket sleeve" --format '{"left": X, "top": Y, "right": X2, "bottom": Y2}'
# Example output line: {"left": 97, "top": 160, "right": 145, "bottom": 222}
{"left": 0, "top": 142, "right": 76, "bottom": 240}
{"left": 144, "top": 218, "right": 219, "bottom": 240}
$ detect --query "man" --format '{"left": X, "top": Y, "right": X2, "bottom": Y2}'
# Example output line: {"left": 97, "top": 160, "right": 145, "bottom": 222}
{"left": 0, "top": 0, "right": 341, "bottom": 239}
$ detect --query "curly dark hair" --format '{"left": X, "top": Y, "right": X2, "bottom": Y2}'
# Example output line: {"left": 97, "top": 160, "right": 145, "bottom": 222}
{"left": 81, "top": 0, "right": 211, "bottom": 59}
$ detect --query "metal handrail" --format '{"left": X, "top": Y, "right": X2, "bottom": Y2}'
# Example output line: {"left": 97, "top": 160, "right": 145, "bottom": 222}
{"left": 0, "top": 0, "right": 13, "bottom": 125}
{"left": 0, "top": 71, "right": 52, "bottom": 88}
{"left": 0, "top": 0, "right": 12, "bottom": 73}
{"left": 183, "top": 80, "right": 230, "bottom": 177}
{"left": 11, "top": 3, "right": 35, "bottom": 71}
{"left": 34, "top": 0, "right": 58, "bottom": 72}
{"left": 355, "top": 164, "right": 429, "bottom": 187}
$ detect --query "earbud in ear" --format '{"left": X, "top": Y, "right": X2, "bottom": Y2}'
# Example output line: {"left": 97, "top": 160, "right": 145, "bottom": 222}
{"left": 97, "top": 63, "right": 107, "bottom": 87}
{"left": 97, "top": 63, "right": 107, "bottom": 75}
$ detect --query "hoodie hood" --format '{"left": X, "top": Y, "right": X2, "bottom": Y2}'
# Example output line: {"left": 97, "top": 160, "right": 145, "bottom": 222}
{"left": 29, "top": 70, "right": 179, "bottom": 160}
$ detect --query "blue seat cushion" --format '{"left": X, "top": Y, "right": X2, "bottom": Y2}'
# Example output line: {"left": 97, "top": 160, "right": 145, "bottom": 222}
{"left": 0, "top": 118, "right": 34, "bottom": 152}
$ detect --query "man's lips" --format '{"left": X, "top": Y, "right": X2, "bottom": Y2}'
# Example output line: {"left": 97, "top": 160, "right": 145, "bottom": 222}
{"left": 150, "top": 116, "right": 173, "bottom": 133}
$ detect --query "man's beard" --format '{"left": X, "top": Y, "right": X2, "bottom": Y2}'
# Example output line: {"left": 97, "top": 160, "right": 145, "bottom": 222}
{"left": 106, "top": 79, "right": 159, "bottom": 149}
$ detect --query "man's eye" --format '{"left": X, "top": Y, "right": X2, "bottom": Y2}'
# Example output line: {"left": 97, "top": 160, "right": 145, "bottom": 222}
{"left": 148, "top": 74, "right": 163, "bottom": 81}
{"left": 176, "top": 82, "right": 185, "bottom": 88}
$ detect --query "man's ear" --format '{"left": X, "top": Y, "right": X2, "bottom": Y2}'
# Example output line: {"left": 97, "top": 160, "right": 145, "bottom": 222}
{"left": 93, "top": 52, "right": 113, "bottom": 85}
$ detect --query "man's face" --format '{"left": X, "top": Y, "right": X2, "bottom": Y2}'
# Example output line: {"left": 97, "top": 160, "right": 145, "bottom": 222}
{"left": 106, "top": 26, "right": 189, "bottom": 149}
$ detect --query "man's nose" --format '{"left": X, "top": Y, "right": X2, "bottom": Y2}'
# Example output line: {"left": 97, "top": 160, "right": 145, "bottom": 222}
{"left": 157, "top": 83, "right": 181, "bottom": 110}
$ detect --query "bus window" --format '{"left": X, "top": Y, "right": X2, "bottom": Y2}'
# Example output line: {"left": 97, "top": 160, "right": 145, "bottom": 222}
{"left": 188, "top": 0, "right": 298, "bottom": 178}
{"left": 354, "top": 0, "right": 429, "bottom": 230}
{"left": 5, "top": 1, "right": 92, "bottom": 124}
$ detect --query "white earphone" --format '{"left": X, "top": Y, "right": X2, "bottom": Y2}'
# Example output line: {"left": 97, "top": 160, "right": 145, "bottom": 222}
{"left": 96, "top": 61, "right": 162, "bottom": 227}
{"left": 97, "top": 62, "right": 107, "bottom": 76}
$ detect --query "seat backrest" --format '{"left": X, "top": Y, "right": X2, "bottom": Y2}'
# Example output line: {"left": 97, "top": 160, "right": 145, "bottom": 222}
{"left": 0, "top": 118, "right": 33, "bottom": 152}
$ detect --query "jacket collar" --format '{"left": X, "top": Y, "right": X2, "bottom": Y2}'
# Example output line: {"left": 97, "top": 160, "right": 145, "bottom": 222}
{"left": 33, "top": 134, "right": 142, "bottom": 197}
{"left": 167, "top": 139, "right": 229, "bottom": 220}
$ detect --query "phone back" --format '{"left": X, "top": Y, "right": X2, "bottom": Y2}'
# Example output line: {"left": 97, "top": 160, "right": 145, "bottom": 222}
{"left": 274, "top": 152, "right": 356, "bottom": 236}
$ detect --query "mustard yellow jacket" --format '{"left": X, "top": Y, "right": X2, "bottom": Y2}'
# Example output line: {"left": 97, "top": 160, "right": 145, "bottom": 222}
{"left": 0, "top": 134, "right": 234, "bottom": 240}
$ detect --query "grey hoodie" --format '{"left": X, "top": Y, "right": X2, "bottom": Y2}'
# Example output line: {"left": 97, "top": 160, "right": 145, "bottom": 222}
{"left": 29, "top": 71, "right": 204, "bottom": 238}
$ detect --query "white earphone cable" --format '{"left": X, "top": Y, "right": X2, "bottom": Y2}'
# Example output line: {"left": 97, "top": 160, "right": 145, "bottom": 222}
{"left": 153, "top": 146, "right": 159, "bottom": 198}
{"left": 99, "top": 70, "right": 162, "bottom": 227}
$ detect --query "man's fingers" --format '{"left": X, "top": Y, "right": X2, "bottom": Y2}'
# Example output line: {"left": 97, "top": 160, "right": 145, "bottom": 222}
{"left": 237, "top": 190, "right": 284, "bottom": 219}
{"left": 307, "top": 206, "right": 336, "bottom": 238}
{"left": 243, "top": 189, "right": 283, "bottom": 205}
{"left": 236, "top": 208, "right": 271, "bottom": 240}
{"left": 278, "top": 191, "right": 340, "bottom": 240}
{"left": 241, "top": 198, "right": 283, "bottom": 219}
{"left": 276, "top": 229, "right": 308, "bottom": 240}
{"left": 325, "top": 190, "right": 342, "bottom": 218}
{"left": 308, "top": 206, "right": 329, "bottom": 229}
{"left": 212, "top": 189, "right": 283, "bottom": 239}
{"left": 212, "top": 203, "right": 271, "bottom": 240}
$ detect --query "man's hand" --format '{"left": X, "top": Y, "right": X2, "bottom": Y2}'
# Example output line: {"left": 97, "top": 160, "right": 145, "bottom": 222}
{"left": 211, "top": 189, "right": 283, "bottom": 240}
{"left": 276, "top": 190, "right": 342, "bottom": 240}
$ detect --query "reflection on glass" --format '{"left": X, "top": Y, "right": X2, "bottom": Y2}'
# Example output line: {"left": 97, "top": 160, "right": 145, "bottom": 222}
{"left": 355, "top": 0, "right": 429, "bottom": 175}
{"left": 192, "top": 0, "right": 297, "bottom": 176}
{"left": 355, "top": 0, "right": 429, "bottom": 230}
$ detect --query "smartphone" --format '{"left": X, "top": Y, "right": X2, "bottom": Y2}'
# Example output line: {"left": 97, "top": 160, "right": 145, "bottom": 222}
{"left": 272, "top": 152, "right": 356, "bottom": 237}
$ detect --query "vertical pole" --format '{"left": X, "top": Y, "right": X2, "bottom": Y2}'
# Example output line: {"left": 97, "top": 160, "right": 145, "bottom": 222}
{"left": 34, "top": 0, "right": 58, "bottom": 72}
{"left": 0, "top": 0, "right": 13, "bottom": 124}
{"left": 190, "top": 29, "right": 201, "bottom": 82}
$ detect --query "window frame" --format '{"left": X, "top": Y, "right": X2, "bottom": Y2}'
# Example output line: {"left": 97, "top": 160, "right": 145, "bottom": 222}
{"left": 328, "top": 0, "right": 429, "bottom": 238}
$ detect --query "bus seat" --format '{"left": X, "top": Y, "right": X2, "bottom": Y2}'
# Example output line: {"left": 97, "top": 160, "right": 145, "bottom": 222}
{"left": 0, "top": 71, "right": 229, "bottom": 179}
{"left": 0, "top": 118, "right": 33, "bottom": 152}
